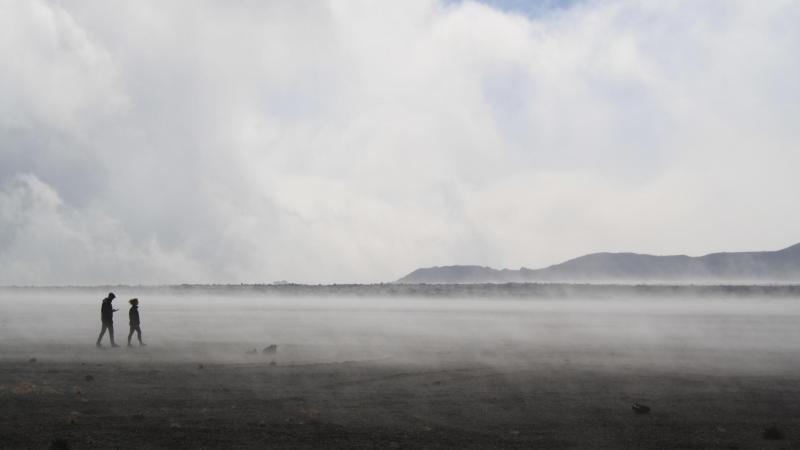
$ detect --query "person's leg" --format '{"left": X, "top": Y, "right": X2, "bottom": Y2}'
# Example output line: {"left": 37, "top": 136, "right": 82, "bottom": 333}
{"left": 96, "top": 323, "right": 107, "bottom": 346}
{"left": 136, "top": 326, "right": 144, "bottom": 345}
{"left": 128, "top": 326, "right": 135, "bottom": 346}
{"left": 109, "top": 323, "right": 118, "bottom": 347}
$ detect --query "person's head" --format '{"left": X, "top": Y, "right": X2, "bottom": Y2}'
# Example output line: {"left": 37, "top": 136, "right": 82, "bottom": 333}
{"left": 129, "top": 298, "right": 139, "bottom": 306}
{"left": 107, "top": 292, "right": 115, "bottom": 301}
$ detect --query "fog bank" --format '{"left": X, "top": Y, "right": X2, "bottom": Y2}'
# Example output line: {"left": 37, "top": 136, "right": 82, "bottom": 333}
{"left": 2, "top": 289, "right": 799, "bottom": 375}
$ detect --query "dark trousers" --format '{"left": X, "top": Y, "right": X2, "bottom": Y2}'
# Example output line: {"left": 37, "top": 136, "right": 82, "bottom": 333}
{"left": 128, "top": 325, "right": 143, "bottom": 344}
{"left": 96, "top": 322, "right": 115, "bottom": 345}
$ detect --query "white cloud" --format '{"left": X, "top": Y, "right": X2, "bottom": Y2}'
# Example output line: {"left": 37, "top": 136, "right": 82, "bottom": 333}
{"left": 0, "top": 0, "right": 798, "bottom": 284}
{"left": 0, "top": 174, "right": 203, "bottom": 285}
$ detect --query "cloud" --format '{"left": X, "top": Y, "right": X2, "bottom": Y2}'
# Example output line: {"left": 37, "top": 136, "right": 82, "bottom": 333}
{"left": 0, "top": 173, "right": 203, "bottom": 285}
{"left": 0, "top": 0, "right": 799, "bottom": 284}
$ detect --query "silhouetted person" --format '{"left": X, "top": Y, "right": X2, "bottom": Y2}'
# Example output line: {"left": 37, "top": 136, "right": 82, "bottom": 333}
{"left": 127, "top": 298, "right": 146, "bottom": 347}
{"left": 96, "top": 292, "right": 119, "bottom": 348}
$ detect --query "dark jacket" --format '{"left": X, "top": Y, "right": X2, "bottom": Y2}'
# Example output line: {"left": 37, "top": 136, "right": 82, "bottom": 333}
{"left": 101, "top": 299, "right": 114, "bottom": 323}
{"left": 129, "top": 306, "right": 140, "bottom": 326}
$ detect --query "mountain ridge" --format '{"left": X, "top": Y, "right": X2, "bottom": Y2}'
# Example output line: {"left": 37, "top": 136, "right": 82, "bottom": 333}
{"left": 397, "top": 243, "right": 800, "bottom": 284}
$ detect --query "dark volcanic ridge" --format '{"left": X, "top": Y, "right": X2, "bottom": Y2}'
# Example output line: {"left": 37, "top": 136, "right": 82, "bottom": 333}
{"left": 398, "top": 242, "right": 800, "bottom": 284}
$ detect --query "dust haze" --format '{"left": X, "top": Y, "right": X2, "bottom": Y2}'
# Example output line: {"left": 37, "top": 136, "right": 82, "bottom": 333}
{"left": 3, "top": 287, "right": 800, "bottom": 448}
{"left": 3, "top": 288, "right": 799, "bottom": 372}
{"left": 3, "top": 0, "right": 800, "bottom": 447}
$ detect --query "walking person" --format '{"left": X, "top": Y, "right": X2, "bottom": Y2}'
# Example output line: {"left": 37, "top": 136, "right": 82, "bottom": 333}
{"left": 127, "top": 298, "right": 146, "bottom": 347}
{"left": 96, "top": 292, "right": 119, "bottom": 348}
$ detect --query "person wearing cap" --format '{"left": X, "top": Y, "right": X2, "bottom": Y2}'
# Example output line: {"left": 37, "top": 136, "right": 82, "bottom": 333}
{"left": 96, "top": 292, "right": 119, "bottom": 348}
{"left": 127, "top": 298, "right": 146, "bottom": 347}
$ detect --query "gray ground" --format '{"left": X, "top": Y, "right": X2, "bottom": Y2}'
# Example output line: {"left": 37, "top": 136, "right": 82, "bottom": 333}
{"left": 1, "top": 291, "right": 799, "bottom": 448}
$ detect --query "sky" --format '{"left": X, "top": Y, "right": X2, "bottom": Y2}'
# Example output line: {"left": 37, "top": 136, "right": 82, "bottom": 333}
{"left": 1, "top": 0, "right": 799, "bottom": 285}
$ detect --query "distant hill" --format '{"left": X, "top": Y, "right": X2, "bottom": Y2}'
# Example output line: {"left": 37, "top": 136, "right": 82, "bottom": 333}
{"left": 397, "top": 243, "right": 800, "bottom": 284}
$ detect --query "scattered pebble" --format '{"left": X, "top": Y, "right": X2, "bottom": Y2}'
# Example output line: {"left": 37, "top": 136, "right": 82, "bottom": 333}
{"left": 50, "top": 438, "right": 70, "bottom": 450}
{"left": 12, "top": 383, "right": 36, "bottom": 395}
{"left": 66, "top": 411, "right": 80, "bottom": 425}
{"left": 631, "top": 403, "right": 650, "bottom": 414}
{"left": 198, "top": 364, "right": 205, "bottom": 370}
{"left": 84, "top": 375, "right": 94, "bottom": 382}
{"left": 763, "top": 424, "right": 784, "bottom": 440}
{"left": 301, "top": 408, "right": 320, "bottom": 418}
{"left": 28, "top": 358, "right": 37, "bottom": 363}
{"left": 170, "top": 421, "right": 181, "bottom": 429}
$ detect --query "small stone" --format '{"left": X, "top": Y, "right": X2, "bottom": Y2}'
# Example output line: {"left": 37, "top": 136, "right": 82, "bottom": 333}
{"left": 85, "top": 375, "right": 94, "bottom": 382}
{"left": 763, "top": 424, "right": 784, "bottom": 440}
{"left": 302, "top": 408, "right": 320, "bottom": 418}
{"left": 631, "top": 403, "right": 650, "bottom": 414}
{"left": 170, "top": 421, "right": 181, "bottom": 429}
{"left": 29, "top": 358, "right": 37, "bottom": 363}
{"left": 50, "top": 438, "right": 70, "bottom": 450}
{"left": 197, "top": 364, "right": 204, "bottom": 369}
{"left": 11, "top": 382, "right": 35, "bottom": 395}
{"left": 66, "top": 411, "right": 80, "bottom": 425}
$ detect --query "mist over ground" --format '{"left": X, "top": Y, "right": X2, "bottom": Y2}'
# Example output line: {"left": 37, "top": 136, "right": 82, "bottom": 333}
{"left": 4, "top": 288, "right": 800, "bottom": 448}
{"left": 3, "top": 287, "right": 799, "bottom": 373}
{"left": 3, "top": 1, "right": 800, "bottom": 447}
